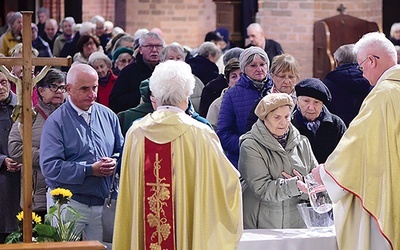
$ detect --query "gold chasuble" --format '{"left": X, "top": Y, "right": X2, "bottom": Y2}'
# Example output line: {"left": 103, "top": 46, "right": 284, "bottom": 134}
{"left": 324, "top": 66, "right": 400, "bottom": 250}
{"left": 113, "top": 109, "right": 243, "bottom": 250}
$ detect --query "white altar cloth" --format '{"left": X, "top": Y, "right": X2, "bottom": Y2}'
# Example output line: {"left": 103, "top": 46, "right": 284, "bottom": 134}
{"left": 237, "top": 227, "right": 338, "bottom": 250}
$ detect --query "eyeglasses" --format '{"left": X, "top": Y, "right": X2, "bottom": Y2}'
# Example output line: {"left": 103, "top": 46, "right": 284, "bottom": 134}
{"left": 358, "top": 55, "right": 380, "bottom": 72}
{"left": 118, "top": 58, "right": 132, "bottom": 64}
{"left": 141, "top": 44, "right": 163, "bottom": 50}
{"left": 0, "top": 79, "right": 9, "bottom": 86}
{"left": 273, "top": 74, "right": 297, "bottom": 81}
{"left": 45, "top": 84, "right": 66, "bottom": 93}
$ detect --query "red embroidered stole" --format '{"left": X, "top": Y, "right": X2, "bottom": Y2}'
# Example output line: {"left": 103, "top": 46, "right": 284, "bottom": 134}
{"left": 144, "top": 138, "right": 175, "bottom": 250}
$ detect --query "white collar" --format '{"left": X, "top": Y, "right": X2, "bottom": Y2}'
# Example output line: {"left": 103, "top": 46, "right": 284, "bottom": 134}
{"left": 68, "top": 96, "right": 92, "bottom": 116}
{"left": 157, "top": 105, "right": 185, "bottom": 113}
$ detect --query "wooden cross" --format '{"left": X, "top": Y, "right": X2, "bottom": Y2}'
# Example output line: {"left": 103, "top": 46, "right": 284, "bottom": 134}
{"left": 0, "top": 11, "right": 71, "bottom": 243}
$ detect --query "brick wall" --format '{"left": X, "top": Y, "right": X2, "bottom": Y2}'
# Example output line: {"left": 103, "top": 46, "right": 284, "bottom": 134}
{"left": 117, "top": 0, "right": 381, "bottom": 77}
{"left": 82, "top": 0, "right": 115, "bottom": 23}
{"left": 124, "top": 0, "right": 216, "bottom": 48}
{"left": 257, "top": 0, "right": 382, "bottom": 78}
{"left": 41, "top": 0, "right": 382, "bottom": 77}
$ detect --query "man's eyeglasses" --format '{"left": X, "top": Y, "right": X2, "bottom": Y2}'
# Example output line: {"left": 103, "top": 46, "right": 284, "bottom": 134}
{"left": 358, "top": 55, "right": 380, "bottom": 72}
{"left": 45, "top": 84, "right": 66, "bottom": 93}
{"left": 141, "top": 44, "right": 163, "bottom": 50}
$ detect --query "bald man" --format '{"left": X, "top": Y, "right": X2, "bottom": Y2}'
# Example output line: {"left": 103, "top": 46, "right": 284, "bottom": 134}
{"left": 40, "top": 64, "right": 123, "bottom": 244}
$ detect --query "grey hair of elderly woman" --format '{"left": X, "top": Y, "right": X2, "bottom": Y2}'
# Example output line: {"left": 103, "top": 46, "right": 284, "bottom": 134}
{"left": 390, "top": 22, "right": 400, "bottom": 38}
{"left": 8, "top": 12, "right": 22, "bottom": 27}
{"left": 197, "top": 41, "right": 222, "bottom": 59}
{"left": 239, "top": 46, "right": 270, "bottom": 73}
{"left": 149, "top": 60, "right": 195, "bottom": 107}
{"left": 159, "top": 44, "right": 185, "bottom": 62}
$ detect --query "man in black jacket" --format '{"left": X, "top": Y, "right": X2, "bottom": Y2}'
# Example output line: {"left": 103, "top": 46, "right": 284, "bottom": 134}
{"left": 109, "top": 32, "right": 163, "bottom": 113}
{"left": 246, "top": 23, "right": 283, "bottom": 64}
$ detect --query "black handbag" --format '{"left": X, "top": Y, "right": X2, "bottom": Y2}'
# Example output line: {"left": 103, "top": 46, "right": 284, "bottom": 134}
{"left": 102, "top": 169, "right": 118, "bottom": 243}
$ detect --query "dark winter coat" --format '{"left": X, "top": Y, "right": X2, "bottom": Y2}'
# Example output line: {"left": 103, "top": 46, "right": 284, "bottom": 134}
{"left": 217, "top": 74, "right": 271, "bottom": 168}
{"left": 323, "top": 63, "right": 371, "bottom": 127}
{"left": 109, "top": 54, "right": 155, "bottom": 114}
{"left": 187, "top": 55, "right": 219, "bottom": 87}
{"left": 291, "top": 106, "right": 347, "bottom": 163}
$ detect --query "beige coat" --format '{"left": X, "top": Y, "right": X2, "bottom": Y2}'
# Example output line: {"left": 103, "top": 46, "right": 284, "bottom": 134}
{"left": 8, "top": 100, "right": 58, "bottom": 212}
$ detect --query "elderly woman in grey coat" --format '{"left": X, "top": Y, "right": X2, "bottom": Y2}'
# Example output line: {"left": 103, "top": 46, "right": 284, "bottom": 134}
{"left": 238, "top": 93, "right": 318, "bottom": 229}
{"left": 8, "top": 69, "right": 66, "bottom": 220}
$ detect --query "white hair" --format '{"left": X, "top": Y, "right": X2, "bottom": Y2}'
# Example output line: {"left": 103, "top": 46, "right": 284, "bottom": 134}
{"left": 390, "top": 22, "right": 400, "bottom": 38}
{"left": 79, "top": 22, "right": 95, "bottom": 35}
{"left": 353, "top": 32, "right": 397, "bottom": 63}
{"left": 91, "top": 15, "right": 105, "bottom": 24}
{"left": 149, "top": 60, "right": 195, "bottom": 107}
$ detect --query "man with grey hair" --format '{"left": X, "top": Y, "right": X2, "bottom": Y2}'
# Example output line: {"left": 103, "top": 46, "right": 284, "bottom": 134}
{"left": 246, "top": 22, "right": 283, "bottom": 64}
{"left": 113, "top": 60, "right": 242, "bottom": 250}
{"left": 109, "top": 32, "right": 164, "bottom": 113}
{"left": 40, "top": 64, "right": 123, "bottom": 245}
{"left": 323, "top": 44, "right": 371, "bottom": 126}
{"left": 313, "top": 32, "right": 400, "bottom": 249}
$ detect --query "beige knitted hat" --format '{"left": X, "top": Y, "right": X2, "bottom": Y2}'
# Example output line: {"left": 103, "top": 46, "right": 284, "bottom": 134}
{"left": 255, "top": 93, "right": 293, "bottom": 120}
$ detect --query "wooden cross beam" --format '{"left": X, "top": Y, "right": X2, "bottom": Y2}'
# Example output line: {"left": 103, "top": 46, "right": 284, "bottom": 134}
{"left": 0, "top": 11, "right": 71, "bottom": 243}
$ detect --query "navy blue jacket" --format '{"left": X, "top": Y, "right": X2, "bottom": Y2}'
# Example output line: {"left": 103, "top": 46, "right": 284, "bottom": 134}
{"left": 323, "top": 63, "right": 371, "bottom": 127}
{"left": 217, "top": 74, "right": 271, "bottom": 168}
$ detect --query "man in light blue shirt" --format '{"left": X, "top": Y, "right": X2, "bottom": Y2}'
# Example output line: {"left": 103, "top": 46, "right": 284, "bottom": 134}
{"left": 40, "top": 64, "right": 124, "bottom": 243}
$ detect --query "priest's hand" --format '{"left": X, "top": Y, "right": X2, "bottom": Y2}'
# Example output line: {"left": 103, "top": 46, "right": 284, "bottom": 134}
{"left": 92, "top": 157, "right": 116, "bottom": 177}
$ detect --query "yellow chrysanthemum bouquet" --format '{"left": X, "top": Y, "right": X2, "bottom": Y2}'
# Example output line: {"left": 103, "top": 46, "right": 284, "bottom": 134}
{"left": 6, "top": 188, "right": 83, "bottom": 243}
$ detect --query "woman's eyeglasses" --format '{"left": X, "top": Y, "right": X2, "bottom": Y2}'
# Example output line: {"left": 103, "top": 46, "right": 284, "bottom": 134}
{"left": 45, "top": 84, "right": 66, "bottom": 93}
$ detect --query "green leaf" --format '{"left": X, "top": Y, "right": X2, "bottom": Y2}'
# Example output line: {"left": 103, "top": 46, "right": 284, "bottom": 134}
{"left": 34, "top": 224, "right": 57, "bottom": 237}
{"left": 4, "top": 231, "right": 22, "bottom": 244}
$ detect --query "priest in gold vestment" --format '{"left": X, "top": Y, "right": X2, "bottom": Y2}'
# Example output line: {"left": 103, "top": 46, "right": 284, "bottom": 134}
{"left": 113, "top": 60, "right": 243, "bottom": 250}
{"left": 313, "top": 32, "right": 400, "bottom": 250}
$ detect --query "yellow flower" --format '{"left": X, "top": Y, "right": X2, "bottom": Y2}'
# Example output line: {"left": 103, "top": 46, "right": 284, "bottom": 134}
{"left": 51, "top": 188, "right": 73, "bottom": 205}
{"left": 32, "top": 212, "right": 42, "bottom": 224}
{"left": 16, "top": 211, "right": 42, "bottom": 224}
{"left": 16, "top": 211, "right": 24, "bottom": 221}
{"left": 50, "top": 188, "right": 73, "bottom": 199}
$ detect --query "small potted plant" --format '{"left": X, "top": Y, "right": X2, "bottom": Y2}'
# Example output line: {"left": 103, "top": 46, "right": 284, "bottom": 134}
{"left": 5, "top": 188, "right": 83, "bottom": 243}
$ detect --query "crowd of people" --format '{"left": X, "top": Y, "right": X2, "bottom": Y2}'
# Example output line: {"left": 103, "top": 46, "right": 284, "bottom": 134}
{"left": 0, "top": 8, "right": 400, "bottom": 250}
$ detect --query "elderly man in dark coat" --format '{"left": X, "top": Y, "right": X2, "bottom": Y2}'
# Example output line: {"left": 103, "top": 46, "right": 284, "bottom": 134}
{"left": 109, "top": 32, "right": 163, "bottom": 113}
{"left": 323, "top": 44, "right": 372, "bottom": 127}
